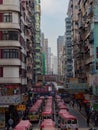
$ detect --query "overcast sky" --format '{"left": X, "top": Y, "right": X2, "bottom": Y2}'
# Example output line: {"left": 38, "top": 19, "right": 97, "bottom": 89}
{"left": 41, "top": 0, "right": 69, "bottom": 55}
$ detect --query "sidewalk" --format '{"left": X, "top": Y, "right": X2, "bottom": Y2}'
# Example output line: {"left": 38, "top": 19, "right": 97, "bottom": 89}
{"left": 79, "top": 128, "right": 88, "bottom": 130}
{"left": 73, "top": 103, "right": 94, "bottom": 127}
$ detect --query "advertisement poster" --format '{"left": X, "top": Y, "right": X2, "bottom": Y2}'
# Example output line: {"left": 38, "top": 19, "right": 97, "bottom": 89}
{"left": 0, "top": 113, "right": 5, "bottom": 128}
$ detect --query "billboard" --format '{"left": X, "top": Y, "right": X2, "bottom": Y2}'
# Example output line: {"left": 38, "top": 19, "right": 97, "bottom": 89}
{"left": 0, "top": 113, "right": 5, "bottom": 128}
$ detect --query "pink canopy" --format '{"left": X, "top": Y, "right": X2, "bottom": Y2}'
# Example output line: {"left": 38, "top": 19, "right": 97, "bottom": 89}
{"left": 62, "top": 113, "right": 77, "bottom": 120}
{"left": 14, "top": 120, "right": 31, "bottom": 130}
{"left": 41, "top": 119, "right": 55, "bottom": 128}
{"left": 29, "top": 99, "right": 43, "bottom": 112}
{"left": 43, "top": 127, "right": 56, "bottom": 130}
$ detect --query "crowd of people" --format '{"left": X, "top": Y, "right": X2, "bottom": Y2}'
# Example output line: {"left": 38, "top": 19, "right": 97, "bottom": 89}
{"left": 69, "top": 96, "right": 98, "bottom": 128}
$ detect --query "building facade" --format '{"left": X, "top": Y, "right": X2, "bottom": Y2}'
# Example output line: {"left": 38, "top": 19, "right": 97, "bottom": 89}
{"left": 44, "top": 38, "right": 48, "bottom": 74}
{"left": 68, "top": 0, "right": 79, "bottom": 78}
{"left": 34, "top": 0, "right": 42, "bottom": 83}
{"left": 48, "top": 47, "right": 52, "bottom": 74}
{"left": 65, "top": 17, "right": 73, "bottom": 86}
{"left": 0, "top": 0, "right": 42, "bottom": 128}
{"left": 67, "top": 0, "right": 98, "bottom": 95}
{"left": 50, "top": 53, "right": 58, "bottom": 75}
{"left": 77, "top": 0, "right": 98, "bottom": 95}
{"left": 57, "top": 35, "right": 64, "bottom": 79}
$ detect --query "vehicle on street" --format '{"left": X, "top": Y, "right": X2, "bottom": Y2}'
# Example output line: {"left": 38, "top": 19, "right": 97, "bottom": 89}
{"left": 14, "top": 120, "right": 32, "bottom": 130}
{"left": 28, "top": 99, "right": 43, "bottom": 122}
{"left": 40, "top": 119, "right": 57, "bottom": 130}
{"left": 58, "top": 109, "right": 79, "bottom": 130}
{"left": 41, "top": 96, "right": 53, "bottom": 120}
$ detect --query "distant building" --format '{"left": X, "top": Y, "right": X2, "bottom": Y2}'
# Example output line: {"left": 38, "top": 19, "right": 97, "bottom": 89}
{"left": 44, "top": 39, "right": 48, "bottom": 74}
{"left": 41, "top": 32, "right": 45, "bottom": 50}
{"left": 51, "top": 53, "right": 58, "bottom": 75}
{"left": 48, "top": 47, "right": 52, "bottom": 74}
{"left": 57, "top": 36, "right": 65, "bottom": 76}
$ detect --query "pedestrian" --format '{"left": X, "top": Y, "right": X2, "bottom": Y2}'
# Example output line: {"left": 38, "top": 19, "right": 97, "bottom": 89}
{"left": 87, "top": 117, "right": 90, "bottom": 127}
{"left": 72, "top": 99, "right": 75, "bottom": 108}
{"left": 79, "top": 101, "right": 81, "bottom": 111}
{"left": 69, "top": 100, "right": 73, "bottom": 107}
{"left": 85, "top": 104, "right": 90, "bottom": 117}
{"left": 86, "top": 113, "right": 91, "bottom": 127}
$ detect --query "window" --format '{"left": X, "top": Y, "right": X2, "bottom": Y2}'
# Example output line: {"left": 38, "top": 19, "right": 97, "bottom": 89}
{"left": 96, "top": 47, "right": 98, "bottom": 58}
{"left": 0, "top": 67, "right": 3, "bottom": 77}
{"left": 3, "top": 49, "right": 18, "bottom": 58}
{"left": 0, "top": 49, "right": 2, "bottom": 58}
{"left": 0, "top": 0, "right": 3, "bottom": 4}
{"left": 2, "top": 31, "right": 18, "bottom": 40}
{"left": 75, "top": 5, "right": 78, "bottom": 9}
{"left": 96, "top": 62, "right": 98, "bottom": 70}
{"left": 0, "top": 13, "right": 3, "bottom": 22}
{"left": 9, "top": 31, "right": 18, "bottom": 40}
{"left": 20, "top": 68, "right": 26, "bottom": 78}
{"left": 21, "top": 53, "right": 26, "bottom": 63}
{"left": 67, "top": 120, "right": 71, "bottom": 124}
{"left": 3, "top": 13, "right": 12, "bottom": 22}
{"left": 2, "top": 31, "right": 9, "bottom": 40}
{"left": 0, "top": 31, "right": 3, "bottom": 40}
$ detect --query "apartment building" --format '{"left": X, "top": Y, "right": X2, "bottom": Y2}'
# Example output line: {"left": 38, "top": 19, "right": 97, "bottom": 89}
{"left": 44, "top": 39, "right": 48, "bottom": 74}
{"left": 0, "top": 0, "right": 36, "bottom": 128}
{"left": 50, "top": 53, "right": 57, "bottom": 75}
{"left": 48, "top": 47, "right": 52, "bottom": 74}
{"left": 34, "top": 0, "right": 42, "bottom": 81}
{"left": 77, "top": 0, "right": 98, "bottom": 95}
{"left": 57, "top": 35, "right": 64, "bottom": 78}
{"left": 61, "top": 46, "right": 66, "bottom": 82}
{"left": 65, "top": 17, "right": 73, "bottom": 86}
{"left": 67, "top": 0, "right": 79, "bottom": 78}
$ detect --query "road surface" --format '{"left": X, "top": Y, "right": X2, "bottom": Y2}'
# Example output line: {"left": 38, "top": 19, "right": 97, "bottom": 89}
{"left": 67, "top": 104, "right": 93, "bottom": 128}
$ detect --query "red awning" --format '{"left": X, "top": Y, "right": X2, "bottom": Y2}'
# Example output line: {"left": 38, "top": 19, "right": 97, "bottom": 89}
{"left": 83, "top": 99, "right": 89, "bottom": 103}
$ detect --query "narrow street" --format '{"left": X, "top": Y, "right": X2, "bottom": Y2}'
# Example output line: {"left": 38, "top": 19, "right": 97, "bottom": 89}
{"left": 67, "top": 104, "right": 88, "bottom": 128}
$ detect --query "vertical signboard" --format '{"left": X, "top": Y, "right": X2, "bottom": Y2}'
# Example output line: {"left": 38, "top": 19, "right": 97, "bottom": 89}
{"left": 0, "top": 113, "right": 5, "bottom": 128}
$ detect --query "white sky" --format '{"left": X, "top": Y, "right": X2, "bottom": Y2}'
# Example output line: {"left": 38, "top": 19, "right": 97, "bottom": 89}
{"left": 41, "top": 0, "right": 69, "bottom": 55}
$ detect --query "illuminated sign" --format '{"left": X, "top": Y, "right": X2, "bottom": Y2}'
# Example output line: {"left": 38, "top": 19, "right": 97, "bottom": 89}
{"left": 16, "top": 105, "right": 26, "bottom": 111}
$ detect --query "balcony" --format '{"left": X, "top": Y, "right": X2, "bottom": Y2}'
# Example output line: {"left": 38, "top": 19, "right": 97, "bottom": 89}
{"left": 66, "top": 65, "right": 73, "bottom": 69}
{"left": 36, "top": 65, "right": 41, "bottom": 69}
{"left": 78, "top": 22, "right": 85, "bottom": 29}
{"left": 35, "top": 46, "right": 40, "bottom": 50}
{"left": 35, "top": 5, "right": 40, "bottom": 13}
{"left": 89, "top": 31, "right": 94, "bottom": 44}
{"left": 0, "top": 77, "right": 21, "bottom": 84}
{"left": 67, "top": 68, "right": 72, "bottom": 71}
{"left": 87, "top": 5, "right": 93, "bottom": 17}
{"left": 85, "top": 56, "right": 94, "bottom": 65}
{"left": 67, "top": 56, "right": 72, "bottom": 60}
{"left": 0, "top": 41, "right": 21, "bottom": 48}
{"left": 35, "top": 59, "right": 40, "bottom": 63}
{"left": 90, "top": 63, "right": 95, "bottom": 74}
{"left": 66, "top": 73, "right": 73, "bottom": 78}
{"left": 90, "top": 68, "right": 95, "bottom": 74}
{"left": 0, "top": 94, "right": 23, "bottom": 105}
{"left": 0, "top": 23, "right": 20, "bottom": 29}
{"left": 85, "top": 26, "right": 91, "bottom": 39}
{"left": 36, "top": 71, "right": 41, "bottom": 75}
{"left": 0, "top": 59, "right": 21, "bottom": 66}
{"left": 0, "top": 1, "right": 20, "bottom": 12}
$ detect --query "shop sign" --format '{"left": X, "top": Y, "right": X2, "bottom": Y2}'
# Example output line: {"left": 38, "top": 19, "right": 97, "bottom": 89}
{"left": 0, "top": 113, "right": 5, "bottom": 128}
{"left": 28, "top": 115, "right": 39, "bottom": 121}
{"left": 0, "top": 95, "right": 22, "bottom": 104}
{"left": 32, "top": 87, "right": 48, "bottom": 93}
{"left": 16, "top": 105, "right": 26, "bottom": 111}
